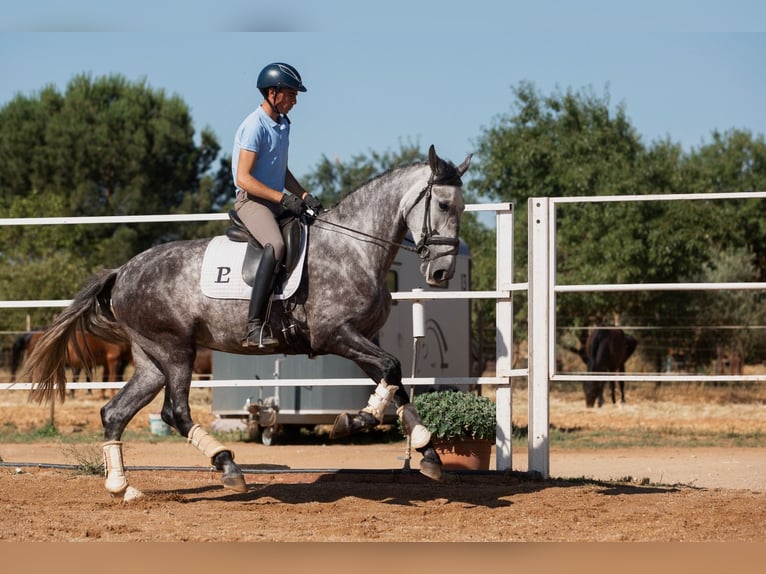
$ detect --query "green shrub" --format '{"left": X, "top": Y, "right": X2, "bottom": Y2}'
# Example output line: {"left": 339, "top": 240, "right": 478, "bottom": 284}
{"left": 409, "top": 389, "right": 496, "bottom": 441}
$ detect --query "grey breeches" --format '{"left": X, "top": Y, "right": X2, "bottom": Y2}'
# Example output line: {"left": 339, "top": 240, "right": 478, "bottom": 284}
{"left": 234, "top": 191, "right": 285, "bottom": 261}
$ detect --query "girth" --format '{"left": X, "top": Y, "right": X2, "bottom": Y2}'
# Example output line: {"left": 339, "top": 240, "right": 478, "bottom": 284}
{"left": 225, "top": 209, "right": 303, "bottom": 286}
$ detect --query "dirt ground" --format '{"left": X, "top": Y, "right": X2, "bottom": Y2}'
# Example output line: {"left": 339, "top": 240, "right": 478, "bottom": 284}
{"left": 1, "top": 377, "right": 765, "bottom": 543}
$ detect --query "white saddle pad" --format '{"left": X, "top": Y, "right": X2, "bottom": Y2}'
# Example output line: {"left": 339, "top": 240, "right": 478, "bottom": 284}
{"left": 200, "top": 234, "right": 306, "bottom": 301}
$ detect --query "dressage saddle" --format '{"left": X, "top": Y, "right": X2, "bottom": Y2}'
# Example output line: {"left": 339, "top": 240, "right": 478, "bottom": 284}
{"left": 225, "top": 209, "right": 304, "bottom": 289}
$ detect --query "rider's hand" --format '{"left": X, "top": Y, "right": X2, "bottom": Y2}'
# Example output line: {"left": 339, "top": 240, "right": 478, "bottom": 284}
{"left": 280, "top": 193, "right": 307, "bottom": 217}
{"left": 303, "top": 193, "right": 323, "bottom": 215}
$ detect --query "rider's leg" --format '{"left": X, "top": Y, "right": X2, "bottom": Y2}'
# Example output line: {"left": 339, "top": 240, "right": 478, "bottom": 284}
{"left": 234, "top": 191, "right": 286, "bottom": 260}
{"left": 234, "top": 193, "right": 285, "bottom": 349}
{"left": 242, "top": 243, "right": 281, "bottom": 348}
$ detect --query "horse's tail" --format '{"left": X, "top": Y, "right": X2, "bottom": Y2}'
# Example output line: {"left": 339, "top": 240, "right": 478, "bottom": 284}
{"left": 24, "top": 269, "right": 120, "bottom": 404}
{"left": 9, "top": 332, "right": 33, "bottom": 383}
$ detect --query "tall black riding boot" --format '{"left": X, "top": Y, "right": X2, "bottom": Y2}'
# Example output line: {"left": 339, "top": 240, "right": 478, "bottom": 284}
{"left": 242, "top": 244, "right": 280, "bottom": 348}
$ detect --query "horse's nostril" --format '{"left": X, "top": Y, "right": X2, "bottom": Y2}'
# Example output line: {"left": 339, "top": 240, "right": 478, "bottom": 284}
{"left": 433, "top": 270, "right": 447, "bottom": 283}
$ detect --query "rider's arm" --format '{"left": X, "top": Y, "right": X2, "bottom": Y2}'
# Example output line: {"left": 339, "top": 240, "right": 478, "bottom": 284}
{"left": 284, "top": 168, "right": 309, "bottom": 200}
{"left": 235, "top": 148, "right": 285, "bottom": 204}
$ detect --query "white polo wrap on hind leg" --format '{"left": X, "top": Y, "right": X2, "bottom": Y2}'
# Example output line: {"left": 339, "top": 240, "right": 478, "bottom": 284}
{"left": 361, "top": 379, "right": 399, "bottom": 423}
{"left": 397, "top": 403, "right": 432, "bottom": 449}
{"left": 188, "top": 424, "right": 231, "bottom": 462}
{"left": 102, "top": 440, "right": 128, "bottom": 494}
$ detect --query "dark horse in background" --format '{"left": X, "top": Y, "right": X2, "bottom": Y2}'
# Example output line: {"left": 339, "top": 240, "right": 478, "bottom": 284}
{"left": 567, "top": 328, "right": 638, "bottom": 408}
{"left": 12, "top": 330, "right": 132, "bottom": 399}
{"left": 22, "top": 146, "right": 470, "bottom": 499}
{"left": 192, "top": 347, "right": 212, "bottom": 380}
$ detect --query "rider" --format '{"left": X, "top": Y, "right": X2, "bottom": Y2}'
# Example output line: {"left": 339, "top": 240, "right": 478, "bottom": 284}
{"left": 232, "top": 62, "right": 323, "bottom": 348}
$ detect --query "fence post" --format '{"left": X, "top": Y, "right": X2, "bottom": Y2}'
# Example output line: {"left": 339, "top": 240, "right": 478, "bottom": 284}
{"left": 528, "top": 198, "right": 551, "bottom": 478}
{"left": 494, "top": 206, "right": 514, "bottom": 471}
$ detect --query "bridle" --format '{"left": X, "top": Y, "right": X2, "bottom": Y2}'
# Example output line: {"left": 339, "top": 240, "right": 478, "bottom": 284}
{"left": 405, "top": 172, "right": 461, "bottom": 261}
{"left": 308, "top": 168, "right": 462, "bottom": 262}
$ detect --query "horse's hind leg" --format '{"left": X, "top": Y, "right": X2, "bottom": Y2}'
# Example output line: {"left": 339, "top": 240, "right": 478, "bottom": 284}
{"left": 100, "top": 357, "right": 165, "bottom": 499}
{"left": 159, "top": 348, "right": 247, "bottom": 494}
{"left": 155, "top": 382, "right": 246, "bottom": 493}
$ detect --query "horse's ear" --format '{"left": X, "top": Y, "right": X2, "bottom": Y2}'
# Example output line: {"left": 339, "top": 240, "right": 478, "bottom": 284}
{"left": 456, "top": 153, "right": 473, "bottom": 176}
{"left": 428, "top": 145, "right": 438, "bottom": 173}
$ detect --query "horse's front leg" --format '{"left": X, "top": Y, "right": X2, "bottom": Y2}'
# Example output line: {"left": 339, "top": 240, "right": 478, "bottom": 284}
{"left": 330, "top": 382, "right": 443, "bottom": 481}
{"left": 328, "top": 325, "right": 405, "bottom": 437}
{"left": 393, "top": 388, "right": 443, "bottom": 481}
{"left": 326, "top": 328, "right": 443, "bottom": 480}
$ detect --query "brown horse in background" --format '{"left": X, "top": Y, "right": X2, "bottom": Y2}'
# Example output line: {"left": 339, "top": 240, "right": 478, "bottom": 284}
{"left": 192, "top": 347, "right": 212, "bottom": 380}
{"left": 11, "top": 330, "right": 132, "bottom": 398}
{"left": 581, "top": 328, "right": 638, "bottom": 408}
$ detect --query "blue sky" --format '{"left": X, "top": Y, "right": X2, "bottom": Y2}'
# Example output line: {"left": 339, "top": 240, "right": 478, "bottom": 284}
{"left": 1, "top": 1, "right": 765, "bottom": 187}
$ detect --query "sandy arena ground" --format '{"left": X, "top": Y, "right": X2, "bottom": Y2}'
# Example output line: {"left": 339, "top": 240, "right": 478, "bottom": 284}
{"left": 1, "top": 379, "right": 765, "bottom": 543}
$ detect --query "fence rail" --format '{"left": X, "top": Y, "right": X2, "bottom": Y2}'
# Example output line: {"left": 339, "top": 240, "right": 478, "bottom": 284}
{"left": 1, "top": 203, "right": 518, "bottom": 471}
{"left": 7, "top": 192, "right": 762, "bottom": 479}
{"left": 527, "top": 191, "right": 766, "bottom": 478}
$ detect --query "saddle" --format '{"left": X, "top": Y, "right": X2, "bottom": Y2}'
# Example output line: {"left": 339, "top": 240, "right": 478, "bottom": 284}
{"left": 225, "top": 209, "right": 303, "bottom": 289}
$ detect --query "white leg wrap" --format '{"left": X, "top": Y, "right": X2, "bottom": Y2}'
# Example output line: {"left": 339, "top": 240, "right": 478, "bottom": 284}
{"left": 102, "top": 440, "right": 128, "bottom": 495}
{"left": 409, "top": 425, "right": 432, "bottom": 449}
{"left": 397, "top": 405, "right": 432, "bottom": 449}
{"left": 361, "top": 379, "right": 399, "bottom": 423}
{"left": 188, "top": 424, "right": 230, "bottom": 462}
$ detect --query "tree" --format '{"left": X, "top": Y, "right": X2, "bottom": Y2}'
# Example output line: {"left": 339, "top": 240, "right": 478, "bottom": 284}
{"left": 682, "top": 129, "right": 766, "bottom": 279}
{"left": 469, "top": 82, "right": 649, "bottom": 338}
{"left": 689, "top": 247, "right": 766, "bottom": 368}
{"left": 469, "top": 81, "right": 766, "bottom": 368}
{"left": 0, "top": 73, "right": 221, "bottom": 332}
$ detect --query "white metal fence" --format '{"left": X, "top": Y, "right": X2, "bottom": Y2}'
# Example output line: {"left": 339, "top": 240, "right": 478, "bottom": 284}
{"left": 0, "top": 204, "right": 521, "bottom": 471}
{"left": 527, "top": 192, "right": 766, "bottom": 477}
{"left": 5, "top": 192, "right": 763, "bottom": 479}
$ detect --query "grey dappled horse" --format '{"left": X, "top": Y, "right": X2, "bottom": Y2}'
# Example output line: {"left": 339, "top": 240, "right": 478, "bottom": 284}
{"left": 23, "top": 145, "right": 470, "bottom": 499}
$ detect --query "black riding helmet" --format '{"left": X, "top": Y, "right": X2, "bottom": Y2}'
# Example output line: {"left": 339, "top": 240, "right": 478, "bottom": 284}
{"left": 257, "top": 62, "right": 307, "bottom": 96}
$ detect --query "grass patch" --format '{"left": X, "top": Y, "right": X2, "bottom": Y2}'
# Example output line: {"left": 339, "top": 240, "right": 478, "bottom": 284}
{"left": 1, "top": 416, "right": 762, "bottom": 450}
{"left": 0, "top": 424, "right": 187, "bottom": 444}
{"left": 545, "top": 425, "right": 764, "bottom": 449}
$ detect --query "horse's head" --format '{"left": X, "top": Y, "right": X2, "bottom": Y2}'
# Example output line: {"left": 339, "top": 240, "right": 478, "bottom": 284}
{"left": 403, "top": 145, "right": 471, "bottom": 286}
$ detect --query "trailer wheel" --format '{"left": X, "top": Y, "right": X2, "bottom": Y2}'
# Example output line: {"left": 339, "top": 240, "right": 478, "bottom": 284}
{"left": 247, "top": 420, "right": 260, "bottom": 442}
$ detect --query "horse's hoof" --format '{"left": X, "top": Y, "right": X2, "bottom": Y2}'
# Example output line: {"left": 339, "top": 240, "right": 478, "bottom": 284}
{"left": 419, "top": 460, "right": 443, "bottom": 481}
{"left": 329, "top": 413, "right": 351, "bottom": 439}
{"left": 123, "top": 486, "right": 144, "bottom": 501}
{"left": 109, "top": 485, "right": 143, "bottom": 502}
{"left": 222, "top": 474, "right": 248, "bottom": 493}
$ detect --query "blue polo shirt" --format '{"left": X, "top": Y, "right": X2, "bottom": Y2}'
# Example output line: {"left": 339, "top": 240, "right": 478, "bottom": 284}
{"left": 231, "top": 106, "right": 290, "bottom": 194}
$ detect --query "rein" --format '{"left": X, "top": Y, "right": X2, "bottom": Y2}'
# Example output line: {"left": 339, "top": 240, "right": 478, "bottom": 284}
{"left": 310, "top": 173, "right": 460, "bottom": 261}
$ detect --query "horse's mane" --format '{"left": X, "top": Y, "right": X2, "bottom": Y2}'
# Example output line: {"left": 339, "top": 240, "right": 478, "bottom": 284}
{"left": 330, "top": 156, "right": 463, "bottom": 209}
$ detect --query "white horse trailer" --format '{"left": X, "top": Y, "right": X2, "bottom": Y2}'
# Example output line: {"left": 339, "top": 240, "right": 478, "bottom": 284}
{"left": 211, "top": 239, "right": 472, "bottom": 443}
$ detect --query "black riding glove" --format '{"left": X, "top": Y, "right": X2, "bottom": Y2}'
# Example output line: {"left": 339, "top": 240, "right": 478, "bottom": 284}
{"left": 303, "top": 193, "right": 323, "bottom": 215}
{"left": 280, "top": 193, "right": 307, "bottom": 217}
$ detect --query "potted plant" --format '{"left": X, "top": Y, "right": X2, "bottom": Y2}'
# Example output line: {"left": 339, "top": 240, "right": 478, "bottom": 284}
{"left": 406, "top": 388, "right": 496, "bottom": 470}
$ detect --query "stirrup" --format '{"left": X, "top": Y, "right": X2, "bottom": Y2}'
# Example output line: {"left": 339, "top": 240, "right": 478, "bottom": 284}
{"left": 242, "top": 321, "right": 279, "bottom": 349}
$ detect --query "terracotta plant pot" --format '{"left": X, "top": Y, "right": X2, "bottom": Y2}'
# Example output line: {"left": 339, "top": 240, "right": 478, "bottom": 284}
{"left": 433, "top": 438, "right": 493, "bottom": 471}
